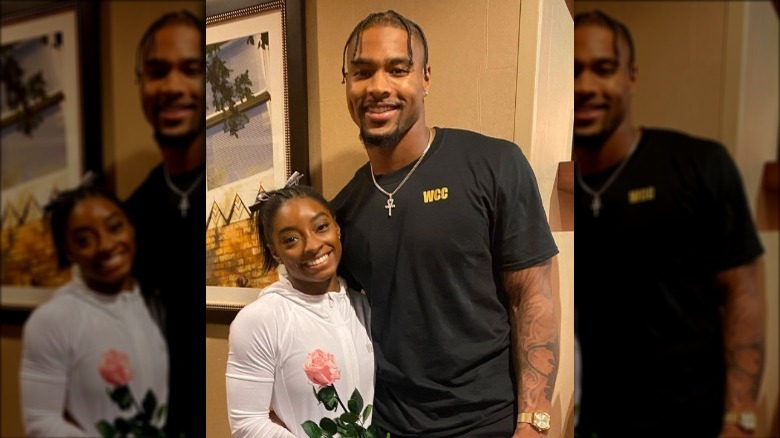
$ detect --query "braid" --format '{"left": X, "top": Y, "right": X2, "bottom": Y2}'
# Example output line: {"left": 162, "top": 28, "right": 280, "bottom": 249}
{"left": 341, "top": 13, "right": 378, "bottom": 83}
{"left": 135, "top": 10, "right": 204, "bottom": 81}
{"left": 341, "top": 10, "right": 429, "bottom": 83}
{"left": 574, "top": 9, "right": 635, "bottom": 68}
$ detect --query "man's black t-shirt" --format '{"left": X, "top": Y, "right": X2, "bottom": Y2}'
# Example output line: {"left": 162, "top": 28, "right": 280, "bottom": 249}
{"left": 333, "top": 128, "right": 558, "bottom": 437}
{"left": 125, "top": 164, "right": 206, "bottom": 438}
{"left": 574, "top": 128, "right": 763, "bottom": 435}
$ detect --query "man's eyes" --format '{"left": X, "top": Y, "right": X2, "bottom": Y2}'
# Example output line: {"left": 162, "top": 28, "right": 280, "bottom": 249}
{"left": 143, "top": 63, "right": 203, "bottom": 78}
{"left": 144, "top": 66, "right": 170, "bottom": 79}
{"left": 350, "top": 66, "right": 411, "bottom": 78}
{"left": 182, "top": 63, "right": 204, "bottom": 76}
{"left": 593, "top": 65, "right": 617, "bottom": 76}
{"left": 574, "top": 64, "right": 617, "bottom": 78}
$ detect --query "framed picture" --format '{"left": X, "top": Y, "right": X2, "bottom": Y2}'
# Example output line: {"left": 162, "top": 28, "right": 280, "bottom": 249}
{"left": 0, "top": 2, "right": 98, "bottom": 310}
{"left": 205, "top": 0, "right": 308, "bottom": 310}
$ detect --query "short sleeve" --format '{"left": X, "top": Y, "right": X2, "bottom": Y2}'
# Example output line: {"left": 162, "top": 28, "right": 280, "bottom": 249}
{"left": 493, "top": 145, "right": 559, "bottom": 270}
{"left": 704, "top": 144, "right": 763, "bottom": 271}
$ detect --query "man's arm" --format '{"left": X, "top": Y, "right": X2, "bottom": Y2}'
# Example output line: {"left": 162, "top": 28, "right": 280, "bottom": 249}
{"left": 503, "top": 258, "right": 559, "bottom": 437}
{"left": 717, "top": 259, "right": 765, "bottom": 437}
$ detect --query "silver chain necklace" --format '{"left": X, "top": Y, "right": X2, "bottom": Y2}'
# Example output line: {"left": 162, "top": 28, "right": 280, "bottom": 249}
{"left": 576, "top": 129, "right": 641, "bottom": 218}
{"left": 163, "top": 167, "right": 205, "bottom": 218}
{"left": 370, "top": 127, "right": 434, "bottom": 217}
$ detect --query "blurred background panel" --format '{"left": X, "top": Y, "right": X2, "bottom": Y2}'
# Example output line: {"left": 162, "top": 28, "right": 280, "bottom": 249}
{"left": 575, "top": 1, "right": 778, "bottom": 436}
{"left": 0, "top": 2, "right": 202, "bottom": 437}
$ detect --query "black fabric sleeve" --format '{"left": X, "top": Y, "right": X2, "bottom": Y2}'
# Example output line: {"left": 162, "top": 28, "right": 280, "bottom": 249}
{"left": 493, "top": 144, "right": 559, "bottom": 271}
{"left": 705, "top": 143, "right": 764, "bottom": 271}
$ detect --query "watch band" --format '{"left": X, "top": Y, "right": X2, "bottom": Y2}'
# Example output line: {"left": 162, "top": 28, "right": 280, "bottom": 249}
{"left": 517, "top": 411, "right": 551, "bottom": 432}
{"left": 517, "top": 412, "right": 534, "bottom": 423}
{"left": 723, "top": 411, "right": 757, "bottom": 432}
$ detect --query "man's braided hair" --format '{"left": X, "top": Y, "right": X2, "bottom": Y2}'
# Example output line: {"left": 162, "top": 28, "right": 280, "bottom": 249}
{"left": 341, "top": 10, "right": 429, "bottom": 83}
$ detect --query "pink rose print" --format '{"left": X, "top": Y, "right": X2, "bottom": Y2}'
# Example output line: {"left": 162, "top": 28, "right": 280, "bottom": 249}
{"left": 301, "top": 349, "right": 380, "bottom": 437}
{"left": 98, "top": 349, "right": 134, "bottom": 387}
{"left": 303, "top": 349, "right": 341, "bottom": 387}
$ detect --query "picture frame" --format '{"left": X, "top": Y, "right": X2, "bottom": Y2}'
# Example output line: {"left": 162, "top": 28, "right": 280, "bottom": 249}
{"left": 0, "top": 1, "right": 100, "bottom": 310}
{"left": 205, "top": 0, "right": 308, "bottom": 310}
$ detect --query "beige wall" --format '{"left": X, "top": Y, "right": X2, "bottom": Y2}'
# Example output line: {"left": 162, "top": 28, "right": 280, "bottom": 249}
{"left": 207, "top": 0, "right": 575, "bottom": 436}
{"left": 575, "top": 2, "right": 779, "bottom": 435}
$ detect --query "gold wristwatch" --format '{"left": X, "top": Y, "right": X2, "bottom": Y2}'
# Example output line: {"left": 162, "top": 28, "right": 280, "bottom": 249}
{"left": 723, "top": 411, "right": 756, "bottom": 432}
{"left": 517, "top": 411, "right": 551, "bottom": 432}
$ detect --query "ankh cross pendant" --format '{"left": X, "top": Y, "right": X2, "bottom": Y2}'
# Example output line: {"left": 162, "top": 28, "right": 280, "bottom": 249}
{"left": 590, "top": 194, "right": 602, "bottom": 218}
{"left": 384, "top": 196, "right": 396, "bottom": 217}
{"left": 178, "top": 195, "right": 189, "bottom": 218}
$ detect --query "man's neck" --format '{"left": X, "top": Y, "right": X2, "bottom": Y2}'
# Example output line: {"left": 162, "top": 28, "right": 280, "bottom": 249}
{"left": 159, "top": 132, "right": 205, "bottom": 175}
{"left": 366, "top": 123, "right": 432, "bottom": 175}
{"left": 574, "top": 122, "right": 637, "bottom": 175}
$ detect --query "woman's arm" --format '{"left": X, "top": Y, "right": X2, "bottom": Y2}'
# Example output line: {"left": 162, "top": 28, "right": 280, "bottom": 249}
{"left": 226, "top": 304, "right": 296, "bottom": 438}
{"left": 226, "top": 375, "right": 296, "bottom": 438}
{"left": 20, "top": 309, "right": 89, "bottom": 437}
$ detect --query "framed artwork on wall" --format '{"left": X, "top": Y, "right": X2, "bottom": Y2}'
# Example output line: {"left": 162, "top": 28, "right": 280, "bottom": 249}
{"left": 205, "top": 0, "right": 308, "bottom": 310}
{"left": 0, "top": 2, "right": 99, "bottom": 310}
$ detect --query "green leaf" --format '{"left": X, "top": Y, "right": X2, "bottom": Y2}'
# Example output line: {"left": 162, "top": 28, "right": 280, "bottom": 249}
{"left": 348, "top": 389, "right": 363, "bottom": 414}
{"left": 335, "top": 418, "right": 349, "bottom": 436}
{"left": 341, "top": 422, "right": 359, "bottom": 436}
{"left": 301, "top": 420, "right": 322, "bottom": 438}
{"left": 365, "top": 424, "right": 379, "bottom": 438}
{"left": 109, "top": 386, "right": 134, "bottom": 410}
{"left": 156, "top": 404, "right": 167, "bottom": 422}
{"left": 320, "top": 417, "right": 337, "bottom": 436}
{"left": 131, "top": 425, "right": 144, "bottom": 437}
{"left": 95, "top": 420, "right": 115, "bottom": 437}
{"left": 318, "top": 385, "right": 339, "bottom": 411}
{"left": 362, "top": 404, "right": 373, "bottom": 424}
{"left": 113, "top": 417, "right": 131, "bottom": 434}
{"left": 340, "top": 411, "right": 359, "bottom": 424}
{"left": 142, "top": 390, "right": 157, "bottom": 415}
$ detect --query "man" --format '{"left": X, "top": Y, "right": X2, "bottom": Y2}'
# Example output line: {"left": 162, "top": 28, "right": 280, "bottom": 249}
{"left": 573, "top": 10, "right": 765, "bottom": 437}
{"left": 124, "top": 10, "right": 205, "bottom": 438}
{"left": 332, "top": 11, "right": 559, "bottom": 437}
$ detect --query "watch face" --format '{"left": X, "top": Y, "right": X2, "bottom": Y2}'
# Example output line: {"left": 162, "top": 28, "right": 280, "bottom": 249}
{"left": 738, "top": 412, "right": 756, "bottom": 431}
{"left": 533, "top": 412, "right": 551, "bottom": 431}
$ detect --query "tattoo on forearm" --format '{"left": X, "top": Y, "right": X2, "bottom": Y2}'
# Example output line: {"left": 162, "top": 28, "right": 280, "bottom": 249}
{"left": 505, "top": 267, "right": 559, "bottom": 409}
{"left": 725, "top": 342, "right": 764, "bottom": 403}
{"left": 719, "top": 264, "right": 765, "bottom": 408}
{"left": 523, "top": 342, "right": 560, "bottom": 401}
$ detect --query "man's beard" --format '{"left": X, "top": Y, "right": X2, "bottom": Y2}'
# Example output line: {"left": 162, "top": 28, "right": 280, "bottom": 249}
{"left": 573, "top": 131, "right": 610, "bottom": 150}
{"left": 154, "top": 121, "right": 204, "bottom": 150}
{"left": 360, "top": 121, "right": 407, "bottom": 149}
{"left": 573, "top": 110, "right": 624, "bottom": 150}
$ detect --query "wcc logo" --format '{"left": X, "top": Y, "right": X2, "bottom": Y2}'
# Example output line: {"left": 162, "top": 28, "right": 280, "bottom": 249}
{"left": 423, "top": 187, "right": 448, "bottom": 203}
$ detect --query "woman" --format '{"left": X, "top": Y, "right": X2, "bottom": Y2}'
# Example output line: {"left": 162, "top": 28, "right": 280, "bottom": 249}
{"left": 20, "top": 179, "right": 167, "bottom": 437}
{"left": 226, "top": 175, "right": 375, "bottom": 438}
